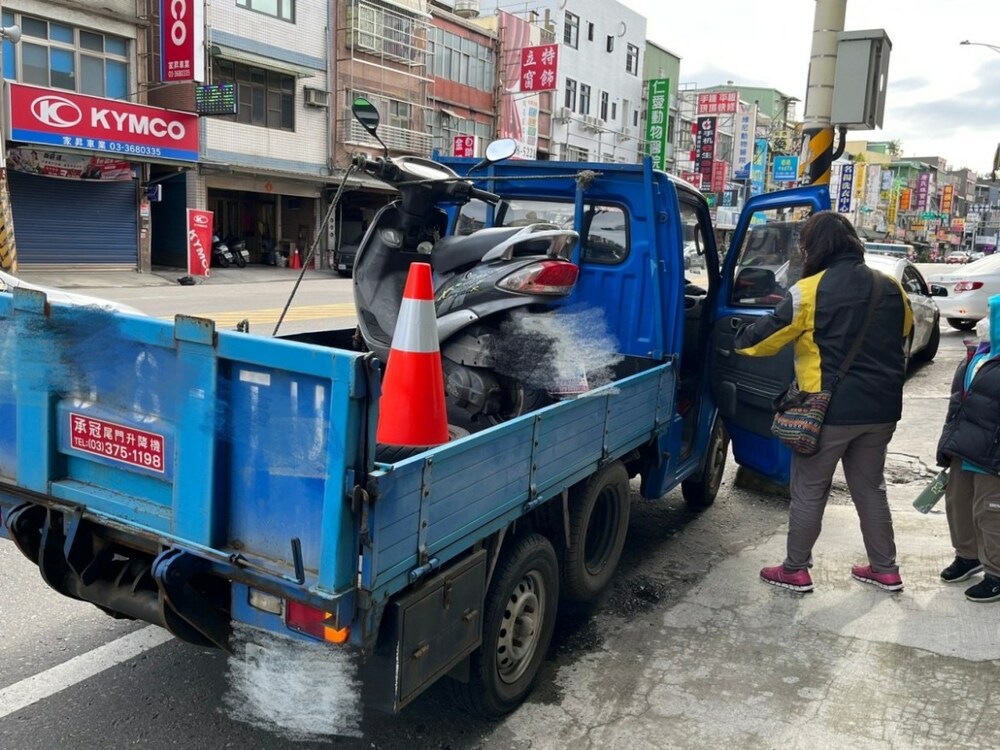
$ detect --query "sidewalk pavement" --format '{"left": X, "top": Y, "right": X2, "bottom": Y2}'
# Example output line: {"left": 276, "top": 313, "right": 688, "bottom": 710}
{"left": 15, "top": 264, "right": 342, "bottom": 290}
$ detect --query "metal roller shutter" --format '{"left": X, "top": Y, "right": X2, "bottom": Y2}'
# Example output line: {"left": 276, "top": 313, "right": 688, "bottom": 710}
{"left": 8, "top": 171, "right": 138, "bottom": 267}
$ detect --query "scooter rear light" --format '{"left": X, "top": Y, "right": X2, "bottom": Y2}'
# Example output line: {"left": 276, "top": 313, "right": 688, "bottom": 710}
{"left": 285, "top": 601, "right": 350, "bottom": 644}
{"left": 954, "top": 281, "right": 984, "bottom": 293}
{"left": 497, "top": 261, "right": 580, "bottom": 295}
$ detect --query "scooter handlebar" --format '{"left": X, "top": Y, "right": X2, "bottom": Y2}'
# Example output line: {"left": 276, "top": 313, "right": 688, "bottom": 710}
{"left": 468, "top": 185, "right": 502, "bottom": 204}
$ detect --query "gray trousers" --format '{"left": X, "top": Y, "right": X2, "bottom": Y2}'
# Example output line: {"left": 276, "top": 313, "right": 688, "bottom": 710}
{"left": 785, "top": 422, "right": 898, "bottom": 574}
{"left": 945, "top": 457, "right": 1000, "bottom": 577}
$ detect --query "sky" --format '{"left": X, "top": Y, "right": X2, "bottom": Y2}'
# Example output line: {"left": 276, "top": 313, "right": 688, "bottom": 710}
{"left": 618, "top": 0, "right": 1000, "bottom": 174}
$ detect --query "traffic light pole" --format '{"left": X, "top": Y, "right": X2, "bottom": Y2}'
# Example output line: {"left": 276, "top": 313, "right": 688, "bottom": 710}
{"left": 798, "top": 0, "right": 846, "bottom": 187}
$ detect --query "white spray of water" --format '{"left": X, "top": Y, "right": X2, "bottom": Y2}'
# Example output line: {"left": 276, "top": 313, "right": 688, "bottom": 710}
{"left": 495, "top": 307, "right": 624, "bottom": 394}
{"left": 223, "top": 622, "right": 363, "bottom": 740}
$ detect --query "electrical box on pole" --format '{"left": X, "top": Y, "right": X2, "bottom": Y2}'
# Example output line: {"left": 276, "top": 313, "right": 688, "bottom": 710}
{"left": 830, "top": 29, "right": 892, "bottom": 130}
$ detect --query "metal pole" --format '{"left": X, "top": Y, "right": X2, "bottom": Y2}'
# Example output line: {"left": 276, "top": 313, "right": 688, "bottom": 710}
{"left": 798, "top": 0, "right": 846, "bottom": 187}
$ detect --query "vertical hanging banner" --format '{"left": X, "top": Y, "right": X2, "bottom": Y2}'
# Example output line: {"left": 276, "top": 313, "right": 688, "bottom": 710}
{"left": 695, "top": 116, "right": 717, "bottom": 190}
{"left": 187, "top": 208, "right": 213, "bottom": 277}
{"left": 916, "top": 173, "right": 930, "bottom": 210}
{"left": 837, "top": 163, "right": 855, "bottom": 213}
{"left": 644, "top": 78, "right": 671, "bottom": 170}
{"left": 941, "top": 184, "right": 954, "bottom": 215}
{"left": 710, "top": 160, "right": 729, "bottom": 193}
{"left": 749, "top": 138, "right": 768, "bottom": 197}
{"left": 161, "top": 0, "right": 205, "bottom": 83}
{"left": 732, "top": 105, "right": 756, "bottom": 179}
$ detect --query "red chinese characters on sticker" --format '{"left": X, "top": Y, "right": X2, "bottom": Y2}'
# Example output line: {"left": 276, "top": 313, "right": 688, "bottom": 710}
{"left": 520, "top": 44, "right": 558, "bottom": 92}
{"left": 70, "top": 413, "right": 166, "bottom": 473}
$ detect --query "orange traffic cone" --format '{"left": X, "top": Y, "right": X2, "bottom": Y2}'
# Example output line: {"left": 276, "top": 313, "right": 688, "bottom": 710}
{"left": 376, "top": 262, "right": 449, "bottom": 447}
{"left": 289, "top": 246, "right": 302, "bottom": 269}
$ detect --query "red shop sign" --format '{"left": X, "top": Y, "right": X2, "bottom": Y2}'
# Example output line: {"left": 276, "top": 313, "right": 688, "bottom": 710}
{"left": 160, "top": 0, "right": 205, "bottom": 82}
{"left": 187, "top": 208, "right": 213, "bottom": 277}
{"left": 6, "top": 82, "right": 200, "bottom": 162}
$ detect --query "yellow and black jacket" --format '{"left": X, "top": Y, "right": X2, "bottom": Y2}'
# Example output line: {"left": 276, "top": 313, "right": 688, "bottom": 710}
{"left": 734, "top": 256, "right": 914, "bottom": 425}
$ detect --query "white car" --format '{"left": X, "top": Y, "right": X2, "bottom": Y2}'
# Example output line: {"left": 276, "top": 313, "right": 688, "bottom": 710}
{"left": 0, "top": 270, "right": 144, "bottom": 316}
{"left": 924, "top": 254, "right": 1000, "bottom": 331}
{"left": 768, "top": 253, "right": 941, "bottom": 366}
{"left": 862, "top": 254, "right": 941, "bottom": 365}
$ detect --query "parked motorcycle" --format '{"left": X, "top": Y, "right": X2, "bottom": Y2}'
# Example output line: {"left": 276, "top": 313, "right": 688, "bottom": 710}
{"left": 226, "top": 235, "right": 250, "bottom": 267}
{"left": 348, "top": 97, "right": 581, "bottom": 424}
{"left": 212, "top": 234, "right": 234, "bottom": 268}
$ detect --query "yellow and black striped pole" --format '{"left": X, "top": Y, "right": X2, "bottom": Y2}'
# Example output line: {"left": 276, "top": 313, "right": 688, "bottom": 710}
{"left": 0, "top": 169, "right": 16, "bottom": 274}
{"left": 797, "top": 0, "right": 846, "bottom": 188}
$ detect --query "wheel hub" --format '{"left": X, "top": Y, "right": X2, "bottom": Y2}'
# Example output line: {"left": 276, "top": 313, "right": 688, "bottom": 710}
{"left": 496, "top": 572, "right": 544, "bottom": 684}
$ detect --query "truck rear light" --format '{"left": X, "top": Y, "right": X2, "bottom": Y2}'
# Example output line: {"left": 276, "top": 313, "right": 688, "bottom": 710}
{"left": 285, "top": 601, "right": 350, "bottom": 644}
{"left": 497, "top": 261, "right": 579, "bottom": 295}
{"left": 954, "top": 281, "right": 984, "bottom": 292}
{"left": 248, "top": 588, "right": 284, "bottom": 616}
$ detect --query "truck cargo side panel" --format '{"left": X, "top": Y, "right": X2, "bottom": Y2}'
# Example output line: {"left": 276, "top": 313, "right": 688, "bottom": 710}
{"left": 366, "top": 365, "right": 673, "bottom": 599}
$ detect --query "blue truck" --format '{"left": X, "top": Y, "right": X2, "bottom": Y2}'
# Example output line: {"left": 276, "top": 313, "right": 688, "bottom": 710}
{"left": 0, "top": 158, "right": 829, "bottom": 718}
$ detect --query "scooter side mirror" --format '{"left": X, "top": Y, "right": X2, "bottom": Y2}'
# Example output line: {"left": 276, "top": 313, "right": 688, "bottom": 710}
{"left": 468, "top": 138, "right": 518, "bottom": 174}
{"left": 351, "top": 97, "right": 390, "bottom": 158}
{"left": 351, "top": 97, "right": 380, "bottom": 135}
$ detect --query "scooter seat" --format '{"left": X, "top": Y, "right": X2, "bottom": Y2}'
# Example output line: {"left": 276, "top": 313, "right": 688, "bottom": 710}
{"left": 431, "top": 227, "right": 523, "bottom": 275}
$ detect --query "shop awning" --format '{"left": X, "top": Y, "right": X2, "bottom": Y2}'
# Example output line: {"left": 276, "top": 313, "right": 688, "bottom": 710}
{"left": 210, "top": 45, "right": 321, "bottom": 79}
{"left": 440, "top": 108, "right": 462, "bottom": 120}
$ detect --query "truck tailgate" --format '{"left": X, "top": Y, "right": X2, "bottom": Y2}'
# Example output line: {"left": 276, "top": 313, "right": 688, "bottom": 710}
{"left": 0, "top": 288, "right": 369, "bottom": 597}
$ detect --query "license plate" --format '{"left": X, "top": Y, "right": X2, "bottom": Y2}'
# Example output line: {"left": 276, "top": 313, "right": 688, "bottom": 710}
{"left": 338, "top": 264, "right": 347, "bottom": 270}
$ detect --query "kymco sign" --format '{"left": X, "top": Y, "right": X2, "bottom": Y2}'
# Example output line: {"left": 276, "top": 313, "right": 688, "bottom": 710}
{"left": 161, "top": 0, "right": 204, "bottom": 83}
{"left": 187, "top": 208, "right": 213, "bottom": 277}
{"left": 6, "top": 83, "right": 200, "bottom": 162}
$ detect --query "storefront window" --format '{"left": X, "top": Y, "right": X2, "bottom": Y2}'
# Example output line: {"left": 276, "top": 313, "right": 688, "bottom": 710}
{"left": 214, "top": 60, "right": 296, "bottom": 132}
{"left": 3, "top": 14, "right": 129, "bottom": 99}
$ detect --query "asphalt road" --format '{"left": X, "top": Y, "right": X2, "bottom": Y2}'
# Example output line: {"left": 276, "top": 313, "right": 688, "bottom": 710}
{"left": 1, "top": 276, "right": 991, "bottom": 749}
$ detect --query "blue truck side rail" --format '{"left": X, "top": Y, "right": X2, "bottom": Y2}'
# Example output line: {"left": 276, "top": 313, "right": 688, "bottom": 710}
{"left": 359, "top": 361, "right": 676, "bottom": 610}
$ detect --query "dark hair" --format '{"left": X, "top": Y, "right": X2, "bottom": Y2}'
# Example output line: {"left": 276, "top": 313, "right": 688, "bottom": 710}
{"left": 798, "top": 210, "right": 865, "bottom": 277}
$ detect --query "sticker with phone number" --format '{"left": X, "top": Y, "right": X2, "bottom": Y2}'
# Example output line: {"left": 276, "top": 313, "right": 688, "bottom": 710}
{"left": 69, "top": 412, "right": 166, "bottom": 473}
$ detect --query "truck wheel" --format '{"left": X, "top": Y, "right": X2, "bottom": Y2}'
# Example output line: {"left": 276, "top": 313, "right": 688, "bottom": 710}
{"left": 681, "top": 420, "right": 728, "bottom": 509}
{"left": 561, "top": 461, "right": 630, "bottom": 602}
{"left": 450, "top": 533, "right": 559, "bottom": 718}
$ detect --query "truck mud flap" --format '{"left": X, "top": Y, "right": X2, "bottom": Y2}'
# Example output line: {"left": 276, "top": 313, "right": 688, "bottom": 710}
{"left": 362, "top": 549, "right": 486, "bottom": 713}
{"left": 5, "top": 503, "right": 230, "bottom": 651}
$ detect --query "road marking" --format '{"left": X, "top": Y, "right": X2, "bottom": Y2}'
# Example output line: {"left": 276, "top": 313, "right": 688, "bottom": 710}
{"left": 159, "top": 302, "right": 357, "bottom": 327}
{"left": 0, "top": 625, "right": 174, "bottom": 719}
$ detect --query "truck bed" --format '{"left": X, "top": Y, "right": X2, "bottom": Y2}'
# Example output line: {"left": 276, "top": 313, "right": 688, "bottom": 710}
{"left": 1, "top": 287, "right": 677, "bottom": 644}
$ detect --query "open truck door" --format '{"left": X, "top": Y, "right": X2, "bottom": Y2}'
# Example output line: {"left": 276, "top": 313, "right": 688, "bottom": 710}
{"left": 711, "top": 186, "right": 831, "bottom": 485}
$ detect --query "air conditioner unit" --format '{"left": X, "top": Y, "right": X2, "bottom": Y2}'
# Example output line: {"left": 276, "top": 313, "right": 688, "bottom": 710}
{"left": 617, "top": 126, "right": 632, "bottom": 141}
{"left": 304, "top": 87, "right": 330, "bottom": 108}
{"left": 558, "top": 107, "right": 573, "bottom": 121}
{"left": 584, "top": 116, "right": 601, "bottom": 130}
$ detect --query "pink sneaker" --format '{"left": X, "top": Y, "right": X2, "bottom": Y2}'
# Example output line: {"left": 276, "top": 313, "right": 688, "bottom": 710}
{"left": 760, "top": 565, "right": 814, "bottom": 592}
{"left": 851, "top": 564, "right": 903, "bottom": 591}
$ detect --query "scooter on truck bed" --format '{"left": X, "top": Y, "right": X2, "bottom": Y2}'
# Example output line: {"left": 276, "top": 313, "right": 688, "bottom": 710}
{"left": 0, "top": 112, "right": 829, "bottom": 721}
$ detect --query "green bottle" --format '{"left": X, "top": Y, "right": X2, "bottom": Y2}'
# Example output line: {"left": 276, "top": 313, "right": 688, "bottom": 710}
{"left": 913, "top": 468, "right": 949, "bottom": 514}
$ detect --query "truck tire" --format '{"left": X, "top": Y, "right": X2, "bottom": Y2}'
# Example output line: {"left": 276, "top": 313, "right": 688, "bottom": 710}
{"left": 449, "top": 533, "right": 559, "bottom": 718}
{"left": 374, "top": 425, "right": 469, "bottom": 464}
{"left": 561, "top": 461, "right": 630, "bottom": 602}
{"left": 681, "top": 420, "right": 728, "bottom": 509}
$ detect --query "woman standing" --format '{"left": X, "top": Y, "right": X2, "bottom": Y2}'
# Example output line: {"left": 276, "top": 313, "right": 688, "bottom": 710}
{"left": 734, "top": 211, "right": 913, "bottom": 593}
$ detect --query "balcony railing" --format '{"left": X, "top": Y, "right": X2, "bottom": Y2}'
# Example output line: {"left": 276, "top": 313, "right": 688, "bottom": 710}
{"left": 344, "top": 114, "right": 432, "bottom": 156}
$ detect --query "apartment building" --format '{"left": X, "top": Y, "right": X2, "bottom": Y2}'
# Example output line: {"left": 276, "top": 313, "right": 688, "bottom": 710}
{"left": 147, "top": 0, "right": 332, "bottom": 268}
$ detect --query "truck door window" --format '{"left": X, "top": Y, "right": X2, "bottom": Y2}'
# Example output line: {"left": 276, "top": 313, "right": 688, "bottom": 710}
{"left": 581, "top": 205, "right": 628, "bottom": 264}
{"left": 679, "top": 201, "right": 712, "bottom": 285}
{"left": 731, "top": 207, "right": 814, "bottom": 307}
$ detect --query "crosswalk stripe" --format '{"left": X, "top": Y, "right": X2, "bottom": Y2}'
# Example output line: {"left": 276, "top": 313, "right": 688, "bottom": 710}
{"left": 160, "top": 303, "right": 357, "bottom": 326}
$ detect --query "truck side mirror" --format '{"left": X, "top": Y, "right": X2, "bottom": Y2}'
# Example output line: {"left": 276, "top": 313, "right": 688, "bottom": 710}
{"left": 734, "top": 267, "right": 777, "bottom": 300}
